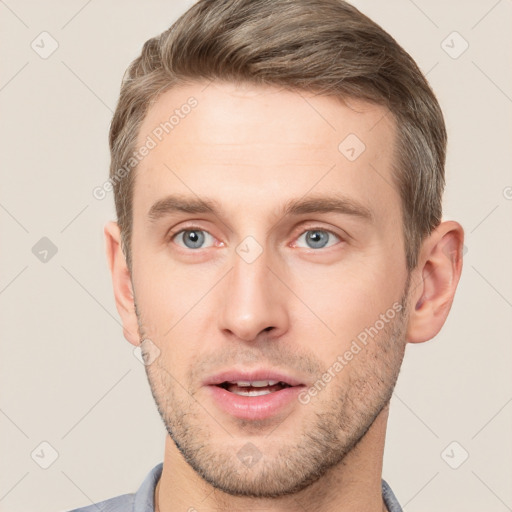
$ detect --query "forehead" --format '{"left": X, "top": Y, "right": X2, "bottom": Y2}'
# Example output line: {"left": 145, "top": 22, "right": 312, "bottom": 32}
{"left": 133, "top": 81, "right": 399, "bottom": 224}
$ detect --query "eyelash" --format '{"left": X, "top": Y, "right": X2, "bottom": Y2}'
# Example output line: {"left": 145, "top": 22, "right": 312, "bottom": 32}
{"left": 169, "top": 225, "right": 343, "bottom": 250}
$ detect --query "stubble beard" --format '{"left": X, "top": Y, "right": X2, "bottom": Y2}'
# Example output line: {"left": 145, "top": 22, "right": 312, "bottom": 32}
{"left": 138, "top": 283, "right": 410, "bottom": 498}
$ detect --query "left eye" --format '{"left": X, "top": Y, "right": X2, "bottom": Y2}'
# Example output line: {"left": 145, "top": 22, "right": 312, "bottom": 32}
{"left": 295, "top": 229, "right": 340, "bottom": 249}
{"left": 173, "top": 229, "right": 215, "bottom": 249}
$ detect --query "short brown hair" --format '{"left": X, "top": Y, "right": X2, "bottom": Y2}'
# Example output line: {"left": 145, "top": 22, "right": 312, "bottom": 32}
{"left": 109, "top": 0, "right": 446, "bottom": 271}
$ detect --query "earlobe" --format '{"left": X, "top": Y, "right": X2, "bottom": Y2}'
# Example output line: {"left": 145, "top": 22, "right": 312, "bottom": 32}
{"left": 406, "top": 220, "right": 464, "bottom": 344}
{"left": 104, "top": 221, "right": 140, "bottom": 346}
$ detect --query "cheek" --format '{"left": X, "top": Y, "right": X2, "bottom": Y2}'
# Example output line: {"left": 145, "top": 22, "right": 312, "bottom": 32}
{"left": 131, "top": 251, "right": 220, "bottom": 362}
{"left": 288, "top": 257, "right": 398, "bottom": 339}
{"left": 132, "top": 238, "right": 211, "bottom": 313}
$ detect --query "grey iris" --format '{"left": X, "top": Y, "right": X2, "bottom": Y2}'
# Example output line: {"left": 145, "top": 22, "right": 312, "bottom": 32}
{"left": 183, "top": 230, "right": 204, "bottom": 249}
{"left": 306, "top": 230, "right": 329, "bottom": 248}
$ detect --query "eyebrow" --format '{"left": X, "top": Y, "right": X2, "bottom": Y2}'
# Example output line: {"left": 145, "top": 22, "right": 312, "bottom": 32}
{"left": 147, "top": 194, "right": 374, "bottom": 224}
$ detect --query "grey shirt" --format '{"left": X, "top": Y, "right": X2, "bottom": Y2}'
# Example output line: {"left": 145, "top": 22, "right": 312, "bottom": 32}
{"left": 68, "top": 463, "right": 403, "bottom": 512}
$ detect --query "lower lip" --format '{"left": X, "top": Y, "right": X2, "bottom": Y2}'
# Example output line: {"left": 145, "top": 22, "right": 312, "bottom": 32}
{"left": 205, "top": 385, "right": 305, "bottom": 421}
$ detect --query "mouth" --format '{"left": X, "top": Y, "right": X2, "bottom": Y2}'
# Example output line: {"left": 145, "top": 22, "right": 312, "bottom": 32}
{"left": 217, "top": 380, "right": 292, "bottom": 396}
{"left": 204, "top": 369, "right": 306, "bottom": 421}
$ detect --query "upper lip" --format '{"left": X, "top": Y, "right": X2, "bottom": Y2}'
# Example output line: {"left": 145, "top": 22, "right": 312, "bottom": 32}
{"left": 203, "top": 368, "right": 306, "bottom": 387}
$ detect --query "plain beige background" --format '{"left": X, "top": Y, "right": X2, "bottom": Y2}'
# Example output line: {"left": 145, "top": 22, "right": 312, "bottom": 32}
{"left": 0, "top": 1, "right": 511, "bottom": 511}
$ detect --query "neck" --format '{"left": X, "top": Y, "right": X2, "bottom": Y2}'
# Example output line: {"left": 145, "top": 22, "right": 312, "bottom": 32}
{"left": 156, "top": 406, "right": 390, "bottom": 512}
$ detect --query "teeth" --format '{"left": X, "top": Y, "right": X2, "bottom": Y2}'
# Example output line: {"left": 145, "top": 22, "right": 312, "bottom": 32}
{"left": 231, "top": 380, "right": 280, "bottom": 387}
{"left": 232, "top": 388, "right": 273, "bottom": 396}
{"left": 251, "top": 380, "right": 279, "bottom": 387}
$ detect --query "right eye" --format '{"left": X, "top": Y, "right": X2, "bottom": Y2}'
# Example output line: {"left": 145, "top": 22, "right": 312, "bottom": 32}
{"left": 173, "top": 229, "right": 216, "bottom": 250}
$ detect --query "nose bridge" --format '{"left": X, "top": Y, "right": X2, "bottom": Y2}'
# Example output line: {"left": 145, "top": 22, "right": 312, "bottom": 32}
{"left": 218, "top": 238, "right": 288, "bottom": 342}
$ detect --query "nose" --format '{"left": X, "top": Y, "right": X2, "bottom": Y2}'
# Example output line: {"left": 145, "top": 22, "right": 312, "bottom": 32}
{"left": 217, "top": 246, "right": 289, "bottom": 342}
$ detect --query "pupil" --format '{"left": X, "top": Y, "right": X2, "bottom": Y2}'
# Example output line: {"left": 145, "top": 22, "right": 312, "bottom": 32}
{"left": 307, "top": 230, "right": 328, "bottom": 248}
{"left": 184, "top": 230, "right": 204, "bottom": 249}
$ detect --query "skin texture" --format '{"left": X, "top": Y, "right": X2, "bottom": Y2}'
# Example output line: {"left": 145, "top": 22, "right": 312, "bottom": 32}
{"left": 105, "top": 81, "right": 464, "bottom": 511}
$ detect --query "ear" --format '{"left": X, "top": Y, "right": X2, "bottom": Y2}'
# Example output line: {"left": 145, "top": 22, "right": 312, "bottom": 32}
{"left": 104, "top": 221, "right": 140, "bottom": 346}
{"left": 406, "top": 220, "right": 464, "bottom": 344}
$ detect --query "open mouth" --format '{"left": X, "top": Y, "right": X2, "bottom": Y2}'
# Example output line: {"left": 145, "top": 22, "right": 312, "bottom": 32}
{"left": 206, "top": 373, "right": 304, "bottom": 420}
{"left": 218, "top": 380, "right": 292, "bottom": 396}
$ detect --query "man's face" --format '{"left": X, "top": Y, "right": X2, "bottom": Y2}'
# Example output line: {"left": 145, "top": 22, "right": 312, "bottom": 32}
{"left": 130, "top": 82, "right": 411, "bottom": 497}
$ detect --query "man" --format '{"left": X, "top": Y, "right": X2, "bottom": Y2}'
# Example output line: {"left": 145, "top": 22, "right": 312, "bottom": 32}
{"left": 72, "top": 0, "right": 464, "bottom": 510}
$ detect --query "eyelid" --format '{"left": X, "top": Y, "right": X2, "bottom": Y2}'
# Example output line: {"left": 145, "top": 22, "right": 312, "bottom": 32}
{"left": 174, "top": 230, "right": 215, "bottom": 249}
{"left": 167, "top": 221, "right": 213, "bottom": 239}
{"left": 291, "top": 227, "right": 343, "bottom": 249}
{"left": 290, "top": 223, "right": 346, "bottom": 244}
{"left": 168, "top": 224, "right": 222, "bottom": 249}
